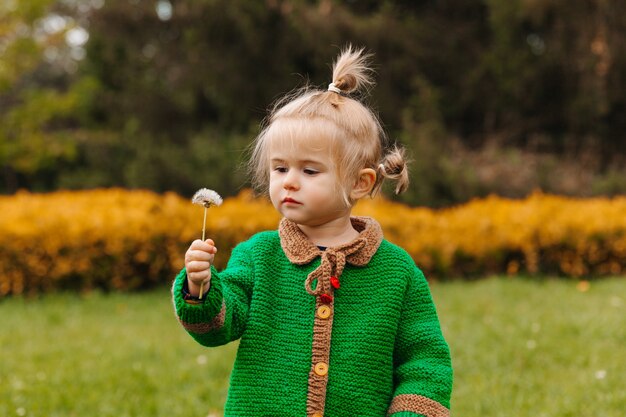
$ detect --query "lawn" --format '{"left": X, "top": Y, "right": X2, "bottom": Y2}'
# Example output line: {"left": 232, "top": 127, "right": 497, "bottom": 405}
{"left": 1, "top": 277, "right": 624, "bottom": 417}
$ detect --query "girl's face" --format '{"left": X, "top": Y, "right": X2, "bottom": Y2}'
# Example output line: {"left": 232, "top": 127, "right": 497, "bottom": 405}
{"left": 268, "top": 133, "right": 351, "bottom": 228}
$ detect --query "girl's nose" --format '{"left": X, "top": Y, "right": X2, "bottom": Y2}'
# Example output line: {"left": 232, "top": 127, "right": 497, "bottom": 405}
{"left": 283, "top": 170, "right": 300, "bottom": 190}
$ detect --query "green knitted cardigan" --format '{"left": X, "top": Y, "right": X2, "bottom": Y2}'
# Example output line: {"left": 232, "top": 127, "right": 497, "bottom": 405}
{"left": 172, "top": 217, "right": 452, "bottom": 417}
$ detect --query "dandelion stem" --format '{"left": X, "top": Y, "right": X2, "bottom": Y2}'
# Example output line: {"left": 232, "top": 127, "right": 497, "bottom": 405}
{"left": 202, "top": 206, "right": 207, "bottom": 241}
{"left": 199, "top": 206, "right": 207, "bottom": 299}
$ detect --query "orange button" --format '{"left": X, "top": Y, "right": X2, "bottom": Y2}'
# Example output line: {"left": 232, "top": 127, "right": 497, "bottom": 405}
{"left": 314, "top": 362, "right": 328, "bottom": 376}
{"left": 311, "top": 413, "right": 323, "bottom": 417}
{"left": 317, "top": 305, "right": 331, "bottom": 319}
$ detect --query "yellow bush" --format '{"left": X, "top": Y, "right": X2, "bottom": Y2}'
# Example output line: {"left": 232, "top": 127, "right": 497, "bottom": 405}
{"left": 1, "top": 189, "right": 625, "bottom": 295}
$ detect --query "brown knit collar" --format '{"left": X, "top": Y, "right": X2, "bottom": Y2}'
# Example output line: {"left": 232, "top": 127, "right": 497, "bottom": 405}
{"left": 278, "top": 216, "right": 383, "bottom": 267}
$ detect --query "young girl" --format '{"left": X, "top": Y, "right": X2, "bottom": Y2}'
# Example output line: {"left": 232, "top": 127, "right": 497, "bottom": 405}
{"left": 173, "top": 46, "right": 453, "bottom": 417}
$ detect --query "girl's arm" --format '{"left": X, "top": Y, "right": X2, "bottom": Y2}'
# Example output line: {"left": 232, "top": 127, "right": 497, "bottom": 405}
{"left": 388, "top": 267, "right": 453, "bottom": 417}
{"left": 172, "top": 239, "right": 255, "bottom": 347}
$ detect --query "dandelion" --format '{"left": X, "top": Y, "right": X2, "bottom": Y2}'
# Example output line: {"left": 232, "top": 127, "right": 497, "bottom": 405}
{"left": 576, "top": 280, "right": 590, "bottom": 292}
{"left": 192, "top": 188, "right": 223, "bottom": 299}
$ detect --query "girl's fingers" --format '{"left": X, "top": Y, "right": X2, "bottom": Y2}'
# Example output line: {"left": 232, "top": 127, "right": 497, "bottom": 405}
{"left": 185, "top": 241, "right": 217, "bottom": 277}
{"left": 186, "top": 260, "right": 212, "bottom": 273}
{"left": 186, "top": 250, "right": 214, "bottom": 262}
{"left": 189, "top": 239, "right": 218, "bottom": 254}
{"left": 188, "top": 270, "right": 210, "bottom": 285}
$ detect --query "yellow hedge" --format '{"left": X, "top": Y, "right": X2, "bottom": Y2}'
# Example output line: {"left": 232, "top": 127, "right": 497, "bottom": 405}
{"left": 1, "top": 188, "right": 625, "bottom": 295}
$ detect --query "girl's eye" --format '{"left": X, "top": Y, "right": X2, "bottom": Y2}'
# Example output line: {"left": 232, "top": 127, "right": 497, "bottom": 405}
{"left": 274, "top": 166, "right": 288, "bottom": 173}
{"left": 303, "top": 168, "right": 319, "bottom": 175}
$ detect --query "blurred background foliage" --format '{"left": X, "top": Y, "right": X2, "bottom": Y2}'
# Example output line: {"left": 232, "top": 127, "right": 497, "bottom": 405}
{"left": 3, "top": 189, "right": 626, "bottom": 295}
{"left": 2, "top": 0, "right": 626, "bottom": 207}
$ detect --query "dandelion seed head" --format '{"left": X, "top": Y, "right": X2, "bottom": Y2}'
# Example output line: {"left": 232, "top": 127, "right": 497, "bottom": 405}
{"left": 12, "top": 378, "right": 24, "bottom": 390}
{"left": 192, "top": 188, "right": 223, "bottom": 208}
{"left": 610, "top": 296, "right": 622, "bottom": 308}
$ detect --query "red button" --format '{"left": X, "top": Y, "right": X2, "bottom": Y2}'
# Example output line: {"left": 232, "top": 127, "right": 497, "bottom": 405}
{"left": 330, "top": 276, "right": 340, "bottom": 289}
{"left": 319, "top": 293, "right": 333, "bottom": 304}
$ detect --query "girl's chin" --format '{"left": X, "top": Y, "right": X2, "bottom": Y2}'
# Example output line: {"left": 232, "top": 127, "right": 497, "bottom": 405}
{"left": 280, "top": 212, "right": 317, "bottom": 225}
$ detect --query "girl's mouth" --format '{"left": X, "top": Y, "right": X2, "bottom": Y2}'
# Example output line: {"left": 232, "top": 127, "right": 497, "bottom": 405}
{"left": 282, "top": 197, "right": 302, "bottom": 205}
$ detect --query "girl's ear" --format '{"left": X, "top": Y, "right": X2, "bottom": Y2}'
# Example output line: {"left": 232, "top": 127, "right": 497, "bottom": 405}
{"left": 349, "top": 168, "right": 377, "bottom": 201}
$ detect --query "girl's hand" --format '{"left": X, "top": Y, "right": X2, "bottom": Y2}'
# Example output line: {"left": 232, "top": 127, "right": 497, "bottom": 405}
{"left": 185, "top": 239, "right": 217, "bottom": 296}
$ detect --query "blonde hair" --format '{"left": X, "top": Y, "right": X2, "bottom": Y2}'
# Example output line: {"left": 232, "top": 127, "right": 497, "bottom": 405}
{"left": 249, "top": 45, "right": 409, "bottom": 204}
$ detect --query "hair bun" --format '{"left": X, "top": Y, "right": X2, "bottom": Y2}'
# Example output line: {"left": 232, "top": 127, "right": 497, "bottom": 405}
{"left": 377, "top": 146, "right": 409, "bottom": 195}
{"left": 331, "top": 45, "right": 374, "bottom": 95}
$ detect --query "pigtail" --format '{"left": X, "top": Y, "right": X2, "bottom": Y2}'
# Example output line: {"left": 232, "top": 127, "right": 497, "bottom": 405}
{"left": 374, "top": 146, "right": 410, "bottom": 195}
{"left": 330, "top": 45, "right": 375, "bottom": 95}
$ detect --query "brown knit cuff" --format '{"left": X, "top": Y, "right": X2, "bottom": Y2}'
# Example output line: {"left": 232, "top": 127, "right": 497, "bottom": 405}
{"left": 178, "top": 301, "right": 226, "bottom": 334}
{"left": 387, "top": 394, "right": 449, "bottom": 417}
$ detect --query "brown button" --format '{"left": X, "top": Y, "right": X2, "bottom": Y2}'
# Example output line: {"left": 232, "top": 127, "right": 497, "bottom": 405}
{"left": 314, "top": 362, "right": 328, "bottom": 376}
{"left": 311, "top": 414, "right": 323, "bottom": 417}
{"left": 317, "top": 305, "right": 331, "bottom": 319}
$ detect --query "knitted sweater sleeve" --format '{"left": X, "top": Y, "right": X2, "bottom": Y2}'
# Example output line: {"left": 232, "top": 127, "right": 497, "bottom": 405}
{"left": 172, "top": 238, "right": 255, "bottom": 347}
{"left": 388, "top": 266, "right": 453, "bottom": 417}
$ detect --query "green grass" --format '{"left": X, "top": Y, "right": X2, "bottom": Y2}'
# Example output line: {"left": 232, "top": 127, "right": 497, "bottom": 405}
{"left": 436, "top": 278, "right": 625, "bottom": 417}
{"left": 1, "top": 277, "right": 624, "bottom": 417}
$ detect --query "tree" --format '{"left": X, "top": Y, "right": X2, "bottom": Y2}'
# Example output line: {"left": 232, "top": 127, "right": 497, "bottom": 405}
{"left": 0, "top": 0, "right": 97, "bottom": 192}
